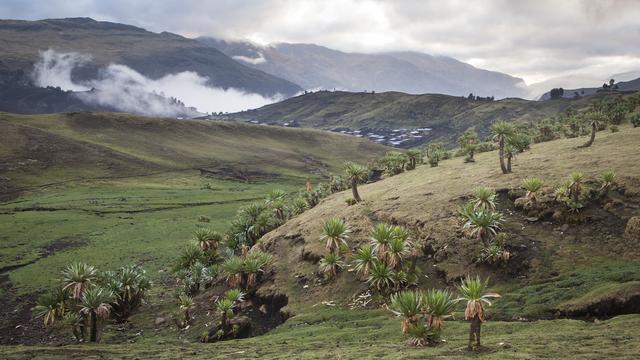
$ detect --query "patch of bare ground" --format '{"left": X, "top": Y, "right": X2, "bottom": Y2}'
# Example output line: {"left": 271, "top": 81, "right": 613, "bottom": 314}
{"left": 0, "top": 237, "right": 87, "bottom": 345}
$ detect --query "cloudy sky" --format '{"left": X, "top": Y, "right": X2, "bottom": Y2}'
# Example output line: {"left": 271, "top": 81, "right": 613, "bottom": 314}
{"left": 2, "top": 0, "right": 640, "bottom": 87}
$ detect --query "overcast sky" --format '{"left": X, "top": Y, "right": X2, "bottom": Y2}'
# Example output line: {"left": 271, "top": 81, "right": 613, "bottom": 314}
{"left": 2, "top": 0, "right": 640, "bottom": 87}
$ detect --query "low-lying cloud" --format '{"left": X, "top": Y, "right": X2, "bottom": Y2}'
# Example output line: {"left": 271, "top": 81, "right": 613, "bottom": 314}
{"left": 31, "top": 49, "right": 279, "bottom": 117}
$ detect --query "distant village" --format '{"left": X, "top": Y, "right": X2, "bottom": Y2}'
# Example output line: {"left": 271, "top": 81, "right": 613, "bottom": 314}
{"left": 198, "top": 113, "right": 432, "bottom": 148}
{"left": 327, "top": 127, "right": 432, "bottom": 148}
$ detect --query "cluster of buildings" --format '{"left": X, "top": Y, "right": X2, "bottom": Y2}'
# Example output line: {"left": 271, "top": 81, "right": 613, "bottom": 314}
{"left": 199, "top": 115, "right": 432, "bottom": 148}
{"left": 330, "top": 127, "right": 432, "bottom": 148}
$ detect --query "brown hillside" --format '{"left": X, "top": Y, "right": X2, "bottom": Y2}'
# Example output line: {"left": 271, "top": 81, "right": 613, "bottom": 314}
{"left": 256, "top": 126, "right": 640, "bottom": 316}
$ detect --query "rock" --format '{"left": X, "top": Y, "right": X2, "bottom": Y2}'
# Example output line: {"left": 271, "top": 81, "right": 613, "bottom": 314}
{"left": 514, "top": 197, "right": 528, "bottom": 209}
{"left": 561, "top": 224, "right": 570, "bottom": 233}
{"left": 624, "top": 216, "right": 640, "bottom": 243}
{"left": 300, "top": 248, "right": 321, "bottom": 263}
{"left": 525, "top": 216, "right": 539, "bottom": 222}
{"left": 154, "top": 317, "right": 167, "bottom": 326}
{"left": 552, "top": 210, "right": 564, "bottom": 222}
{"left": 259, "top": 304, "right": 268, "bottom": 314}
{"left": 230, "top": 315, "right": 252, "bottom": 337}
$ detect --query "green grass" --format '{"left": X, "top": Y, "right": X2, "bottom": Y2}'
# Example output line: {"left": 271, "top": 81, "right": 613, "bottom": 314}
{"left": 493, "top": 262, "right": 640, "bottom": 319}
{"left": 0, "top": 112, "right": 387, "bottom": 294}
{"left": 2, "top": 307, "right": 639, "bottom": 359}
{"left": 0, "top": 173, "right": 300, "bottom": 294}
{"left": 2, "top": 114, "right": 640, "bottom": 357}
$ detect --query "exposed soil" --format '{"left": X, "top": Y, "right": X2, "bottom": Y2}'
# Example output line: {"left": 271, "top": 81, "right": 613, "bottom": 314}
{"left": 235, "top": 291, "right": 289, "bottom": 338}
{"left": 558, "top": 284, "right": 640, "bottom": 319}
{"left": 0, "top": 236, "right": 87, "bottom": 345}
{"left": 1, "top": 196, "right": 266, "bottom": 216}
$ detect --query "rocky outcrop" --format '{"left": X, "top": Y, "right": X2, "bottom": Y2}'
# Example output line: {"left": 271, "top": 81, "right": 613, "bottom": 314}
{"left": 624, "top": 216, "right": 640, "bottom": 242}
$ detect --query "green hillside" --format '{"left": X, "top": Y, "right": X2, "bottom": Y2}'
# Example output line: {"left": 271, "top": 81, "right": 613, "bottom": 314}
{"left": 0, "top": 112, "right": 387, "bottom": 346}
{"left": 232, "top": 90, "right": 631, "bottom": 143}
{"left": 1, "top": 119, "right": 639, "bottom": 358}
{"left": 0, "top": 112, "right": 386, "bottom": 198}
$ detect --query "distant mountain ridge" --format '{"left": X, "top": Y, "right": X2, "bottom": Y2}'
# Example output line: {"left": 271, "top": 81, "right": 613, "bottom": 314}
{"left": 229, "top": 90, "right": 623, "bottom": 146}
{"left": 199, "top": 38, "right": 527, "bottom": 99}
{"left": 0, "top": 18, "right": 301, "bottom": 98}
{"left": 539, "top": 77, "right": 640, "bottom": 100}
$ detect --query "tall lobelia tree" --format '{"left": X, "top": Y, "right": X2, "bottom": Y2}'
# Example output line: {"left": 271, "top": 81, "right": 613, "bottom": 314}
{"left": 458, "top": 129, "right": 479, "bottom": 163}
{"left": 456, "top": 276, "right": 501, "bottom": 351}
{"left": 505, "top": 132, "right": 531, "bottom": 172}
{"left": 405, "top": 149, "right": 423, "bottom": 170}
{"left": 345, "top": 162, "right": 369, "bottom": 202}
{"left": 578, "top": 111, "right": 608, "bottom": 148}
{"left": 490, "top": 122, "right": 515, "bottom": 174}
{"left": 79, "top": 287, "right": 114, "bottom": 342}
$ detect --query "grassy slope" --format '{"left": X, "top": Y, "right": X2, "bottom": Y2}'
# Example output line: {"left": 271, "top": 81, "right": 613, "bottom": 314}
{"left": 259, "top": 125, "right": 640, "bottom": 314}
{"left": 0, "top": 112, "right": 388, "bottom": 294}
{"left": 2, "top": 117, "right": 639, "bottom": 358}
{"left": 232, "top": 91, "right": 628, "bottom": 143}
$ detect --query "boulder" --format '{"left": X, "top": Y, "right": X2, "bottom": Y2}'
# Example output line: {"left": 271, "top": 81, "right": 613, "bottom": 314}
{"left": 514, "top": 197, "right": 528, "bottom": 210}
{"left": 624, "top": 216, "right": 640, "bottom": 242}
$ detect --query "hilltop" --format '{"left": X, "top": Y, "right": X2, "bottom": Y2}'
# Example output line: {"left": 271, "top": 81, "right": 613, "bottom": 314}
{"left": 539, "top": 77, "right": 640, "bottom": 100}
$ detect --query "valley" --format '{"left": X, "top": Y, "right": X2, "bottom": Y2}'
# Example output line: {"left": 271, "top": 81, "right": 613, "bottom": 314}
{"left": 1, "top": 7, "right": 640, "bottom": 359}
{"left": 1, "top": 111, "right": 639, "bottom": 358}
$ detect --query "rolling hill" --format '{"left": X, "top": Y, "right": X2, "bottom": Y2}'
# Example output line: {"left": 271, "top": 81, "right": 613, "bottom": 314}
{"left": 201, "top": 38, "right": 527, "bottom": 99}
{"left": 538, "top": 77, "right": 640, "bottom": 100}
{"left": 2, "top": 120, "right": 639, "bottom": 358}
{"left": 0, "top": 111, "right": 387, "bottom": 200}
{"left": 230, "top": 90, "right": 622, "bottom": 145}
{"left": 0, "top": 111, "right": 388, "bottom": 347}
{"left": 0, "top": 18, "right": 301, "bottom": 98}
{"left": 257, "top": 126, "right": 640, "bottom": 311}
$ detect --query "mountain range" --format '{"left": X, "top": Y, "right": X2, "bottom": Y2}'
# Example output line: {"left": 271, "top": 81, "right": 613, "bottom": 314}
{"left": 199, "top": 38, "right": 527, "bottom": 99}
{"left": 1, "top": 17, "right": 638, "bottom": 118}
{"left": 0, "top": 17, "right": 301, "bottom": 98}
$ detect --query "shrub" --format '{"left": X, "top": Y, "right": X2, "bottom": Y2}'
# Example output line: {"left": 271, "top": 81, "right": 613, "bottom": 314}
{"left": 631, "top": 114, "right": 640, "bottom": 127}
{"left": 352, "top": 244, "right": 377, "bottom": 277}
{"left": 462, "top": 208, "right": 504, "bottom": 244}
{"left": 479, "top": 242, "right": 511, "bottom": 265}
{"left": 367, "top": 260, "right": 395, "bottom": 291}
{"left": 319, "top": 253, "right": 343, "bottom": 278}
{"left": 522, "top": 177, "right": 544, "bottom": 203}
{"left": 320, "top": 217, "right": 350, "bottom": 253}
{"left": 609, "top": 125, "right": 619, "bottom": 133}
{"left": 101, "top": 264, "right": 151, "bottom": 320}
{"left": 471, "top": 187, "right": 497, "bottom": 211}
{"left": 174, "top": 244, "right": 205, "bottom": 272}
{"left": 390, "top": 290, "right": 423, "bottom": 334}
{"left": 600, "top": 170, "right": 616, "bottom": 193}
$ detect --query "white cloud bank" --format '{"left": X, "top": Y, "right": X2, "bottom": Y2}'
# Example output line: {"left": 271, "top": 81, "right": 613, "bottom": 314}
{"left": 31, "top": 49, "right": 279, "bottom": 116}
